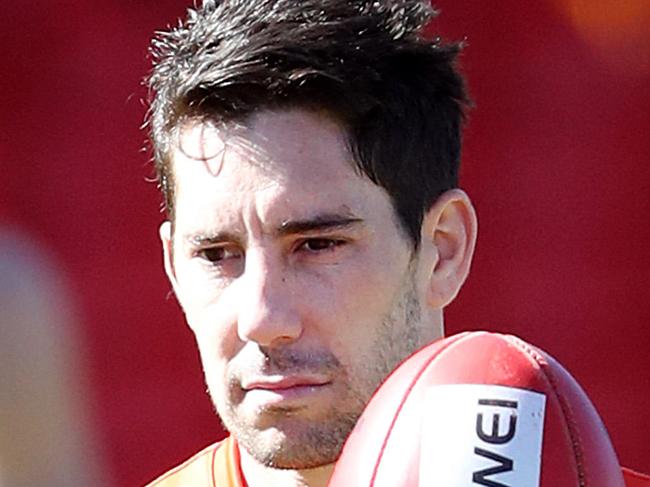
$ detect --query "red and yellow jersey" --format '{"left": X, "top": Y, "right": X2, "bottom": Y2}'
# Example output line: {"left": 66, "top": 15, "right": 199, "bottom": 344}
{"left": 146, "top": 435, "right": 649, "bottom": 487}
{"left": 146, "top": 436, "right": 245, "bottom": 487}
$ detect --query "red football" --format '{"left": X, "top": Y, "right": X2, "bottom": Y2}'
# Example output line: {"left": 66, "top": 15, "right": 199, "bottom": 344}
{"left": 328, "top": 331, "right": 625, "bottom": 486}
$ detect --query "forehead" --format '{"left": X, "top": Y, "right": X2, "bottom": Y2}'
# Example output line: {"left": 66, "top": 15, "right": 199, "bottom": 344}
{"left": 170, "top": 109, "right": 395, "bottom": 232}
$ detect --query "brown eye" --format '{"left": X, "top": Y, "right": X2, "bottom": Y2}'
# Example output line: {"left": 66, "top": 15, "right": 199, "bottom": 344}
{"left": 300, "top": 238, "right": 344, "bottom": 253}
{"left": 199, "top": 246, "right": 242, "bottom": 264}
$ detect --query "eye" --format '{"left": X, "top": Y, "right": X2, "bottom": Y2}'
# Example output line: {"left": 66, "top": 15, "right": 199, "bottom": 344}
{"left": 298, "top": 238, "right": 346, "bottom": 253}
{"left": 197, "top": 245, "right": 242, "bottom": 264}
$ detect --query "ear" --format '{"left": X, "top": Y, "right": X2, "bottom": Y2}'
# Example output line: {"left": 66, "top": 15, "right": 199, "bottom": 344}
{"left": 159, "top": 220, "right": 181, "bottom": 299}
{"left": 420, "top": 189, "right": 477, "bottom": 308}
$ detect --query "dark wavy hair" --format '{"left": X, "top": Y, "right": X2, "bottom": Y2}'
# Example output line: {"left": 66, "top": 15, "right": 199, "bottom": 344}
{"left": 146, "top": 0, "right": 470, "bottom": 245}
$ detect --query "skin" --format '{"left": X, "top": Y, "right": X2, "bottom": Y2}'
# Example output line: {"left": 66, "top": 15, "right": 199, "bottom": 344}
{"left": 160, "top": 109, "right": 477, "bottom": 487}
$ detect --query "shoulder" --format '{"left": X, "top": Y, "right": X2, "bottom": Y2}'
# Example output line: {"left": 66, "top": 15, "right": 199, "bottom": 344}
{"left": 145, "top": 440, "right": 224, "bottom": 487}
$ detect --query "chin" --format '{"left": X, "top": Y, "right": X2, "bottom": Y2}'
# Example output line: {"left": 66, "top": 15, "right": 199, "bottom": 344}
{"left": 224, "top": 408, "right": 360, "bottom": 470}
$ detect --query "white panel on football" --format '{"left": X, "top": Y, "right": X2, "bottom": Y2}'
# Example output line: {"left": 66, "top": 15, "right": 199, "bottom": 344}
{"left": 419, "top": 384, "right": 546, "bottom": 487}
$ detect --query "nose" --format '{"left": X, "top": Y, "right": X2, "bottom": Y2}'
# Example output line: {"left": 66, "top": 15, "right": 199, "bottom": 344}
{"left": 236, "top": 249, "right": 303, "bottom": 347}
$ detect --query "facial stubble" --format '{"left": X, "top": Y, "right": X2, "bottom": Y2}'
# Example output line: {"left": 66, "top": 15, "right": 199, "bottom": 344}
{"left": 205, "top": 275, "right": 423, "bottom": 470}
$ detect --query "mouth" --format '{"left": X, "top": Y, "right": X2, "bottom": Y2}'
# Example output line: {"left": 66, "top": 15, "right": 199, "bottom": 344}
{"left": 241, "top": 376, "right": 332, "bottom": 406}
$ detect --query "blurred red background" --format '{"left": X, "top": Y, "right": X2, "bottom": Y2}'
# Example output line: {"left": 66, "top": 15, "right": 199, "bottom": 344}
{"left": 1, "top": 1, "right": 648, "bottom": 485}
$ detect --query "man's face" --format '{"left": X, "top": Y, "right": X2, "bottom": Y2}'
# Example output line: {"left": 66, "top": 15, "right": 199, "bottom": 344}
{"left": 162, "top": 109, "right": 442, "bottom": 470}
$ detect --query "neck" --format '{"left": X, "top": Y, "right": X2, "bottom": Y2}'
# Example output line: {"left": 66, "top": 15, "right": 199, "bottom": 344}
{"left": 240, "top": 447, "right": 334, "bottom": 487}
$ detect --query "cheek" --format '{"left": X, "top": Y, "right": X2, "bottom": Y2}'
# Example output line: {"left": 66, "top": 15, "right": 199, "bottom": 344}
{"left": 305, "top": 260, "right": 406, "bottom": 351}
{"left": 173, "top": 255, "right": 240, "bottom": 337}
{"left": 194, "top": 322, "right": 239, "bottom": 396}
{"left": 174, "top": 261, "right": 230, "bottom": 317}
{"left": 180, "top": 281, "right": 241, "bottom": 381}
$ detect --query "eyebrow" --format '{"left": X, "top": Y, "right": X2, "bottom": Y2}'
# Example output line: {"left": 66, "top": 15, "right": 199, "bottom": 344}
{"left": 277, "top": 213, "right": 364, "bottom": 236}
{"left": 183, "top": 213, "right": 364, "bottom": 247}
{"left": 185, "top": 231, "right": 240, "bottom": 247}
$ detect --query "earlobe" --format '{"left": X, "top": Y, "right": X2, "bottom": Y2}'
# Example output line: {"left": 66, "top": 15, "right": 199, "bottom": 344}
{"left": 421, "top": 189, "right": 477, "bottom": 308}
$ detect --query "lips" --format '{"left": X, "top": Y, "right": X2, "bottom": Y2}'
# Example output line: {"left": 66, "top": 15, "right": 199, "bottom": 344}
{"left": 242, "top": 375, "right": 331, "bottom": 391}
{"left": 241, "top": 375, "right": 332, "bottom": 406}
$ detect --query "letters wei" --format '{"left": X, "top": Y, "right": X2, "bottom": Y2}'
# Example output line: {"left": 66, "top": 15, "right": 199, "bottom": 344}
{"left": 420, "top": 384, "right": 546, "bottom": 486}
